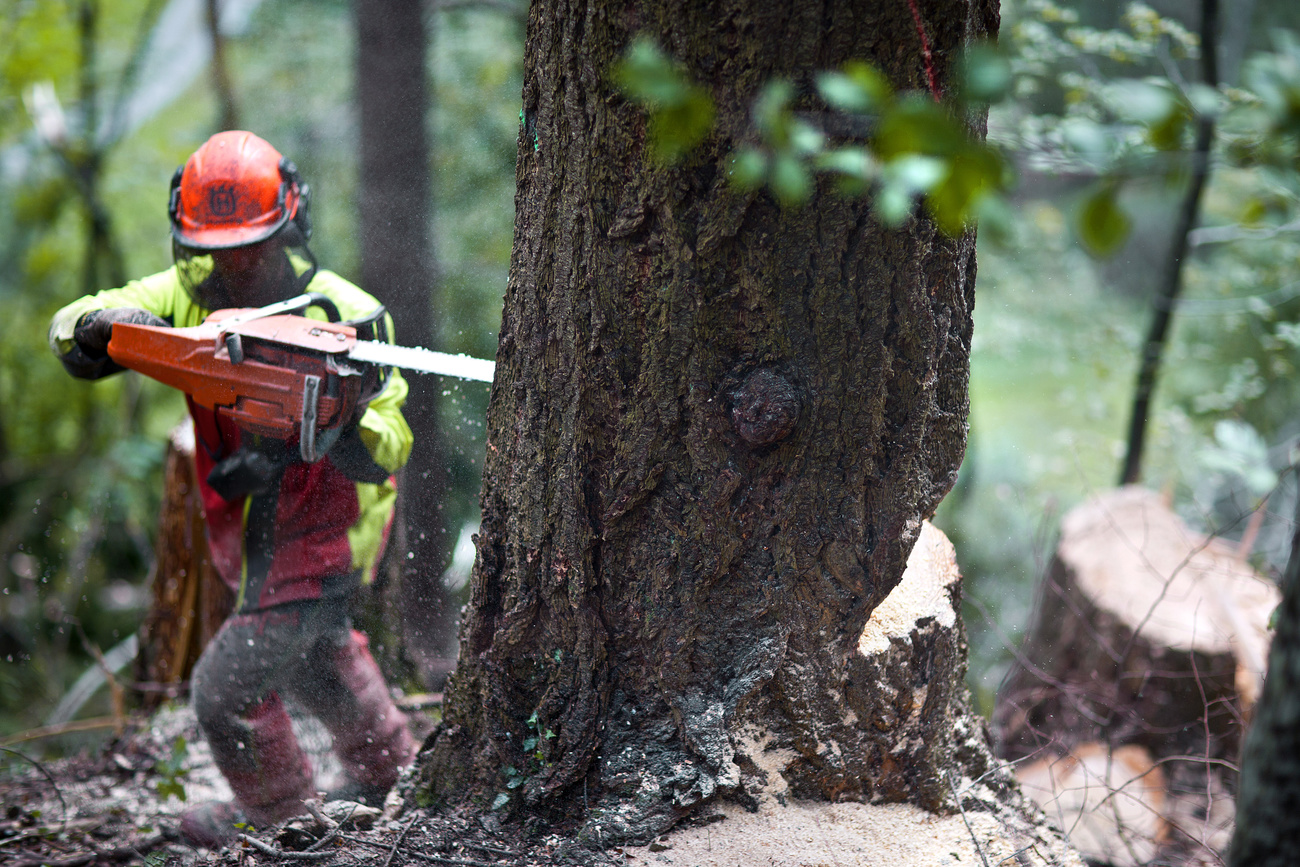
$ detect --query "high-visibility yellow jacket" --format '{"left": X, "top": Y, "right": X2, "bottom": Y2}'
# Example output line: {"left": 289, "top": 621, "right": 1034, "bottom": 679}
{"left": 49, "top": 266, "right": 413, "bottom": 608}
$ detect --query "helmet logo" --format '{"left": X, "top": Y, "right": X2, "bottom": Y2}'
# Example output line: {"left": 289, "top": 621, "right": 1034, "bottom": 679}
{"left": 208, "top": 184, "right": 238, "bottom": 219}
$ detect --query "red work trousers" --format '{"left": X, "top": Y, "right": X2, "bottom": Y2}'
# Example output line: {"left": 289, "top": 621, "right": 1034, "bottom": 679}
{"left": 190, "top": 598, "right": 416, "bottom": 824}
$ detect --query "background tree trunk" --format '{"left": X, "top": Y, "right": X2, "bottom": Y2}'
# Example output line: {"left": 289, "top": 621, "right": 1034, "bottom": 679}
{"left": 420, "top": 0, "right": 996, "bottom": 842}
{"left": 1230, "top": 485, "right": 1300, "bottom": 865}
{"left": 354, "top": 0, "right": 458, "bottom": 688}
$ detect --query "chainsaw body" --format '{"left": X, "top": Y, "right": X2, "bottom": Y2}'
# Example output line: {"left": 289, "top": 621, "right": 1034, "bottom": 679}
{"left": 107, "top": 303, "right": 384, "bottom": 462}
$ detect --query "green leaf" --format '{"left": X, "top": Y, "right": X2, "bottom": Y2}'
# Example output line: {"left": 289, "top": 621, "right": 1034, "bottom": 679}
{"left": 1109, "top": 79, "right": 1176, "bottom": 124}
{"left": 873, "top": 96, "right": 966, "bottom": 159}
{"left": 613, "top": 38, "right": 688, "bottom": 105}
{"left": 885, "top": 155, "right": 946, "bottom": 193}
{"left": 613, "top": 37, "right": 715, "bottom": 162}
{"left": 874, "top": 180, "right": 916, "bottom": 226}
{"left": 817, "top": 72, "right": 872, "bottom": 113}
{"left": 956, "top": 43, "right": 1012, "bottom": 103}
{"left": 1059, "top": 118, "right": 1114, "bottom": 162}
{"left": 926, "top": 145, "right": 1006, "bottom": 235}
{"left": 815, "top": 147, "right": 875, "bottom": 195}
{"left": 816, "top": 61, "right": 892, "bottom": 113}
{"left": 650, "top": 90, "right": 715, "bottom": 162}
{"left": 769, "top": 152, "right": 812, "bottom": 205}
{"left": 156, "top": 778, "right": 187, "bottom": 803}
{"left": 1077, "top": 183, "right": 1131, "bottom": 257}
{"left": 753, "top": 79, "right": 795, "bottom": 146}
{"left": 491, "top": 793, "right": 510, "bottom": 811}
{"left": 729, "top": 148, "right": 769, "bottom": 190}
{"left": 522, "top": 737, "right": 538, "bottom": 751}
{"left": 789, "top": 119, "right": 825, "bottom": 155}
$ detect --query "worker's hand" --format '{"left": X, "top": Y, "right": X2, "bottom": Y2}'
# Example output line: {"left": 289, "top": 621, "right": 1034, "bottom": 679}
{"left": 206, "top": 444, "right": 292, "bottom": 501}
{"left": 74, "top": 308, "right": 169, "bottom": 357}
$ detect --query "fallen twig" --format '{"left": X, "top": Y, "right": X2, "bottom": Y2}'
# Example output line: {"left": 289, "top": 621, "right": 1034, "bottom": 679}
{"left": 382, "top": 814, "right": 418, "bottom": 867}
{"left": 305, "top": 802, "right": 358, "bottom": 853}
{"left": 335, "top": 835, "right": 494, "bottom": 867}
{"left": 0, "top": 717, "right": 124, "bottom": 748}
{"left": 459, "top": 841, "right": 515, "bottom": 857}
{"left": 237, "top": 833, "right": 335, "bottom": 861}
{"left": 948, "top": 771, "right": 992, "bottom": 867}
{"left": 0, "top": 746, "right": 68, "bottom": 831}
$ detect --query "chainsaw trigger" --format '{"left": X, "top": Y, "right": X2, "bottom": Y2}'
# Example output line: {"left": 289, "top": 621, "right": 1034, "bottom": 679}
{"left": 301, "top": 375, "right": 322, "bottom": 462}
{"left": 224, "top": 332, "right": 245, "bottom": 364}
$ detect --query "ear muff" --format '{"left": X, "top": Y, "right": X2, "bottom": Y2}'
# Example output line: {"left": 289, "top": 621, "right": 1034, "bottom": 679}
{"left": 167, "top": 165, "right": 184, "bottom": 229}
{"left": 279, "top": 158, "right": 313, "bottom": 242}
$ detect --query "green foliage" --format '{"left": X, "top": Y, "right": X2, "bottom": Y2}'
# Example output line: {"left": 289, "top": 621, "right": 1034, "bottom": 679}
{"left": 1243, "top": 32, "right": 1300, "bottom": 140}
{"left": 616, "top": 39, "right": 1012, "bottom": 232}
{"left": 153, "top": 735, "right": 190, "bottom": 803}
{"left": 1199, "top": 419, "right": 1277, "bottom": 497}
{"left": 613, "top": 38, "right": 715, "bottom": 163}
{"left": 1078, "top": 181, "right": 1132, "bottom": 255}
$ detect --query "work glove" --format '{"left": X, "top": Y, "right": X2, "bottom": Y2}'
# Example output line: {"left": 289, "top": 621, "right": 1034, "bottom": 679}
{"left": 326, "top": 421, "right": 393, "bottom": 484}
{"left": 206, "top": 442, "right": 294, "bottom": 501}
{"left": 74, "top": 308, "right": 169, "bottom": 358}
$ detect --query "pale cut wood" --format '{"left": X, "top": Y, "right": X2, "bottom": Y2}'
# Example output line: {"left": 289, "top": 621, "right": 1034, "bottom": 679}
{"left": 1057, "top": 486, "right": 1275, "bottom": 701}
{"left": 1018, "top": 742, "right": 1167, "bottom": 867}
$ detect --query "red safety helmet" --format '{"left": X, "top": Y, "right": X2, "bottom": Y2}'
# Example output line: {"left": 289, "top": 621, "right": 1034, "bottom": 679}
{"left": 168, "top": 130, "right": 312, "bottom": 250}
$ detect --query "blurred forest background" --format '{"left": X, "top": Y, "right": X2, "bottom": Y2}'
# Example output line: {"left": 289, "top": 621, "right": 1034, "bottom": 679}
{"left": 2, "top": 0, "right": 1299, "bottom": 750}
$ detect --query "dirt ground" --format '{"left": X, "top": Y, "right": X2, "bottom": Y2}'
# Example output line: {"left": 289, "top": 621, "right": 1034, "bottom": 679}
{"left": 0, "top": 705, "right": 1080, "bottom": 867}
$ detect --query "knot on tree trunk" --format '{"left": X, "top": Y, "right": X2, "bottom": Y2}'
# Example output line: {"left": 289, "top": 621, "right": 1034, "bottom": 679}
{"left": 729, "top": 368, "right": 800, "bottom": 446}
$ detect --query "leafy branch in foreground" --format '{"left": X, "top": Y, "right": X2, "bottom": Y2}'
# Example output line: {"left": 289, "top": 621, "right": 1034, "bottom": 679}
{"left": 614, "top": 8, "right": 1300, "bottom": 256}
{"left": 613, "top": 37, "right": 1015, "bottom": 236}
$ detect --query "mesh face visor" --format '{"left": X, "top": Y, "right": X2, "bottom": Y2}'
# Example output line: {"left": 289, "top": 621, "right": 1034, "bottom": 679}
{"left": 174, "top": 227, "right": 319, "bottom": 312}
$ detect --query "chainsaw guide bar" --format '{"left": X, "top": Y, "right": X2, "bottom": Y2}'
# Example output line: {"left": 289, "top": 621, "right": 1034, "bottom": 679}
{"left": 106, "top": 295, "right": 495, "bottom": 463}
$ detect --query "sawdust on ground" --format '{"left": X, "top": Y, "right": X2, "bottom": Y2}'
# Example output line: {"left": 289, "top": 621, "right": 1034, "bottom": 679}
{"left": 619, "top": 800, "right": 1081, "bottom": 867}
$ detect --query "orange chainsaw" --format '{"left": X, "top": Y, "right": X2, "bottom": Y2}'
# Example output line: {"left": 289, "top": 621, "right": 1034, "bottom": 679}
{"left": 106, "top": 293, "right": 495, "bottom": 463}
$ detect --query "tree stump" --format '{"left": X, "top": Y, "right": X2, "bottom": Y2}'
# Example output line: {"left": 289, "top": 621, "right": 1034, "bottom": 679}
{"left": 134, "top": 423, "right": 232, "bottom": 708}
{"left": 994, "top": 486, "right": 1280, "bottom": 866}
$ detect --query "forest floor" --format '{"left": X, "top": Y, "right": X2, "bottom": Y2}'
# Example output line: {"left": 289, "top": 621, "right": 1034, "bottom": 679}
{"left": 0, "top": 705, "right": 1079, "bottom": 867}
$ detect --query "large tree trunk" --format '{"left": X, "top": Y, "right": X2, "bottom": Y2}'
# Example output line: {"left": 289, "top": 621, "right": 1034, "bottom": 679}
{"left": 355, "top": 0, "right": 458, "bottom": 687}
{"left": 420, "top": 0, "right": 995, "bottom": 842}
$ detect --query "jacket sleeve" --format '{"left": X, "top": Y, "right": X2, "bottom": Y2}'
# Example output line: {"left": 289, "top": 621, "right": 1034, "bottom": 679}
{"left": 304, "top": 272, "right": 414, "bottom": 474}
{"left": 48, "top": 270, "right": 183, "bottom": 378}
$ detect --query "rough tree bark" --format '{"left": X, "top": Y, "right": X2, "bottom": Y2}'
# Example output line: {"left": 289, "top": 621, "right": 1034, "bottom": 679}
{"left": 355, "top": 0, "right": 458, "bottom": 686}
{"left": 1230, "top": 488, "right": 1300, "bottom": 865}
{"left": 419, "top": 0, "right": 996, "bottom": 843}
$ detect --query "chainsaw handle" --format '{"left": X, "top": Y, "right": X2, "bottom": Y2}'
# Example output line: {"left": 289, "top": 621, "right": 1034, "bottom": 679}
{"left": 300, "top": 292, "right": 342, "bottom": 323}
